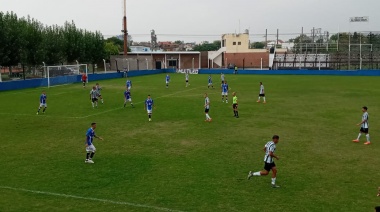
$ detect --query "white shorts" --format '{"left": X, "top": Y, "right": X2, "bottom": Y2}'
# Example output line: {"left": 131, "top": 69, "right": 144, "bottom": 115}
{"left": 147, "top": 109, "right": 152, "bottom": 114}
{"left": 166, "top": 81, "right": 169, "bottom": 84}
{"left": 208, "top": 83, "right": 213, "bottom": 86}
{"left": 39, "top": 103, "right": 47, "bottom": 107}
{"left": 125, "top": 98, "right": 132, "bottom": 102}
{"left": 86, "top": 144, "right": 96, "bottom": 153}
{"left": 222, "top": 92, "right": 228, "bottom": 96}
{"left": 127, "top": 86, "right": 131, "bottom": 90}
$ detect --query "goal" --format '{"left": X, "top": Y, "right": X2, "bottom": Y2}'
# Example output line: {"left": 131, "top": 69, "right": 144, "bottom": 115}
{"left": 46, "top": 64, "right": 88, "bottom": 88}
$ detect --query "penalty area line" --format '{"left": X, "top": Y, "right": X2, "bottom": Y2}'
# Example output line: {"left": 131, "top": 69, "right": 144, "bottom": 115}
{"left": 0, "top": 186, "right": 185, "bottom": 212}
{"left": 80, "top": 86, "right": 204, "bottom": 119}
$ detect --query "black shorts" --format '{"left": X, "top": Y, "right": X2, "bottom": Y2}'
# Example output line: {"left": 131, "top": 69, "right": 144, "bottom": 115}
{"left": 92, "top": 98, "right": 98, "bottom": 102}
{"left": 360, "top": 127, "right": 369, "bottom": 133}
{"left": 186, "top": 80, "right": 189, "bottom": 83}
{"left": 259, "top": 94, "right": 265, "bottom": 97}
{"left": 233, "top": 104, "right": 238, "bottom": 109}
{"left": 264, "top": 162, "right": 276, "bottom": 171}
{"left": 205, "top": 108, "right": 209, "bottom": 113}
{"left": 82, "top": 80, "right": 86, "bottom": 83}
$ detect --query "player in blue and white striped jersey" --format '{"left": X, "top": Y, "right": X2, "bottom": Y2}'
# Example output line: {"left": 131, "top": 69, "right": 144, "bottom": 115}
{"left": 247, "top": 135, "right": 281, "bottom": 188}
{"left": 204, "top": 93, "right": 212, "bottom": 122}
{"left": 353, "top": 106, "right": 370, "bottom": 145}
{"left": 36, "top": 91, "right": 47, "bottom": 115}
{"left": 85, "top": 122, "right": 103, "bottom": 164}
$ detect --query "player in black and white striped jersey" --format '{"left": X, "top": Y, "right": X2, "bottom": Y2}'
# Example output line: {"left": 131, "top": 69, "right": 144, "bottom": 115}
{"left": 353, "top": 106, "right": 370, "bottom": 145}
{"left": 247, "top": 135, "right": 280, "bottom": 188}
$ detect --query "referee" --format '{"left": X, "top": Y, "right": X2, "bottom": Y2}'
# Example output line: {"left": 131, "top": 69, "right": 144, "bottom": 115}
{"left": 232, "top": 92, "right": 239, "bottom": 118}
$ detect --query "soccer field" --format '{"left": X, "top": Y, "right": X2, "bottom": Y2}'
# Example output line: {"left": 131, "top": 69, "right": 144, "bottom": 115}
{"left": 0, "top": 73, "right": 379, "bottom": 211}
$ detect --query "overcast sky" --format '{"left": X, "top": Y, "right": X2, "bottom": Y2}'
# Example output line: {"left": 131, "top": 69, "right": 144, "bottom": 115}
{"left": 1, "top": 0, "right": 379, "bottom": 42}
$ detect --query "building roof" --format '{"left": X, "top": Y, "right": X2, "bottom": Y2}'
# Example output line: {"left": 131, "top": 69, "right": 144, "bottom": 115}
{"left": 126, "top": 51, "right": 201, "bottom": 55}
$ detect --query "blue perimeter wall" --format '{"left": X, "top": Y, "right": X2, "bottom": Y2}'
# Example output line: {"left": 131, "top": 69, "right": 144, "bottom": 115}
{"left": 199, "top": 69, "right": 380, "bottom": 76}
{"left": 1, "top": 68, "right": 379, "bottom": 91}
{"left": 0, "top": 69, "right": 176, "bottom": 91}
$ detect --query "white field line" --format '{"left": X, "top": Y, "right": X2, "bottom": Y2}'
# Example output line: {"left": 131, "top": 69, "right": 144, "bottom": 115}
{"left": 0, "top": 113, "right": 80, "bottom": 119}
{"left": 80, "top": 86, "right": 204, "bottom": 119}
{"left": 0, "top": 186, "right": 184, "bottom": 212}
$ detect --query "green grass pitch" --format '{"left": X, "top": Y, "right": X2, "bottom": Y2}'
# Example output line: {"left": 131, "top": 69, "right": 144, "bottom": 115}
{"left": 0, "top": 73, "right": 379, "bottom": 211}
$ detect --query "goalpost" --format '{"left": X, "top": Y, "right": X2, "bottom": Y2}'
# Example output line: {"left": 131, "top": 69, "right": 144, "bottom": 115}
{"left": 46, "top": 64, "right": 88, "bottom": 88}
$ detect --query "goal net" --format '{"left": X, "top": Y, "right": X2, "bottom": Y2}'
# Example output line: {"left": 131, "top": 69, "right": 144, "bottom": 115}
{"left": 46, "top": 64, "right": 88, "bottom": 88}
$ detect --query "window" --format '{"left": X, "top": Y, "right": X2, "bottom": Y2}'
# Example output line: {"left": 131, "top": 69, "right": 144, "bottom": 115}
{"left": 233, "top": 42, "right": 236, "bottom": 45}
{"left": 238, "top": 42, "right": 242, "bottom": 45}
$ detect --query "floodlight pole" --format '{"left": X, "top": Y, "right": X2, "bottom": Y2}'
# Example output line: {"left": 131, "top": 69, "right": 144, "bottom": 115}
{"left": 145, "top": 58, "right": 148, "bottom": 70}
{"left": 76, "top": 60, "right": 79, "bottom": 74}
{"left": 42, "top": 62, "right": 46, "bottom": 78}
{"left": 261, "top": 58, "right": 263, "bottom": 70}
{"left": 123, "top": 0, "right": 128, "bottom": 55}
{"left": 192, "top": 58, "right": 194, "bottom": 70}
{"left": 103, "top": 59, "right": 106, "bottom": 73}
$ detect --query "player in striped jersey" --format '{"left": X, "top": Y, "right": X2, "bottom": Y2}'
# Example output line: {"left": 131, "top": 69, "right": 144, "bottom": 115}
{"left": 90, "top": 87, "right": 98, "bottom": 108}
{"left": 257, "top": 82, "right": 266, "bottom": 103}
{"left": 95, "top": 83, "right": 104, "bottom": 104}
{"left": 353, "top": 106, "right": 370, "bottom": 145}
{"left": 185, "top": 72, "right": 190, "bottom": 87}
{"left": 247, "top": 135, "right": 280, "bottom": 188}
{"left": 166, "top": 74, "right": 170, "bottom": 88}
{"left": 126, "top": 79, "right": 132, "bottom": 90}
{"left": 204, "top": 93, "right": 212, "bottom": 122}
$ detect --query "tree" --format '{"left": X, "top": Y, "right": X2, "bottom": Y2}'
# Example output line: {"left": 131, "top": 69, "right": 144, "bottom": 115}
{"left": 193, "top": 41, "right": 220, "bottom": 51}
{"left": 250, "top": 42, "right": 265, "bottom": 49}
{"left": 104, "top": 42, "right": 119, "bottom": 60}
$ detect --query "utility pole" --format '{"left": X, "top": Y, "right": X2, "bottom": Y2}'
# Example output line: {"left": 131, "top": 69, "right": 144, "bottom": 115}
{"left": 122, "top": 0, "right": 128, "bottom": 55}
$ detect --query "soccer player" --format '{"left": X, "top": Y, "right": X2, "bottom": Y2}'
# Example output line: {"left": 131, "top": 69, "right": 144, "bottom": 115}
{"left": 144, "top": 95, "right": 154, "bottom": 121}
{"left": 185, "top": 72, "right": 190, "bottom": 87}
{"left": 124, "top": 89, "right": 134, "bottom": 108}
{"left": 90, "top": 86, "right": 98, "bottom": 108}
{"left": 85, "top": 122, "right": 103, "bottom": 164}
{"left": 95, "top": 83, "right": 104, "bottom": 104}
{"left": 204, "top": 93, "right": 212, "bottom": 122}
{"left": 232, "top": 92, "right": 239, "bottom": 118}
{"left": 257, "top": 82, "right": 266, "bottom": 103}
{"left": 81, "top": 73, "right": 87, "bottom": 88}
{"left": 353, "top": 106, "right": 370, "bottom": 145}
{"left": 221, "top": 73, "right": 225, "bottom": 84}
{"left": 208, "top": 75, "right": 214, "bottom": 89}
{"left": 247, "top": 135, "right": 281, "bottom": 188}
{"left": 36, "top": 91, "right": 47, "bottom": 115}
{"left": 221, "top": 80, "right": 229, "bottom": 103}
{"left": 126, "top": 79, "right": 132, "bottom": 90}
{"left": 166, "top": 74, "right": 170, "bottom": 88}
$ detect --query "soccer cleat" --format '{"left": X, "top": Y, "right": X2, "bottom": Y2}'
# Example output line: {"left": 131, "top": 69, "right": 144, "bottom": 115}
{"left": 263, "top": 101, "right": 267, "bottom": 104}
{"left": 85, "top": 159, "right": 94, "bottom": 164}
{"left": 149, "top": 118, "right": 152, "bottom": 122}
{"left": 256, "top": 100, "right": 260, "bottom": 103}
{"left": 209, "top": 118, "right": 212, "bottom": 122}
{"left": 352, "top": 139, "right": 360, "bottom": 143}
{"left": 364, "top": 142, "right": 371, "bottom": 145}
{"left": 272, "top": 184, "right": 280, "bottom": 188}
{"left": 36, "top": 112, "right": 39, "bottom": 115}
{"left": 247, "top": 171, "right": 252, "bottom": 180}
{"left": 236, "top": 116, "right": 239, "bottom": 118}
